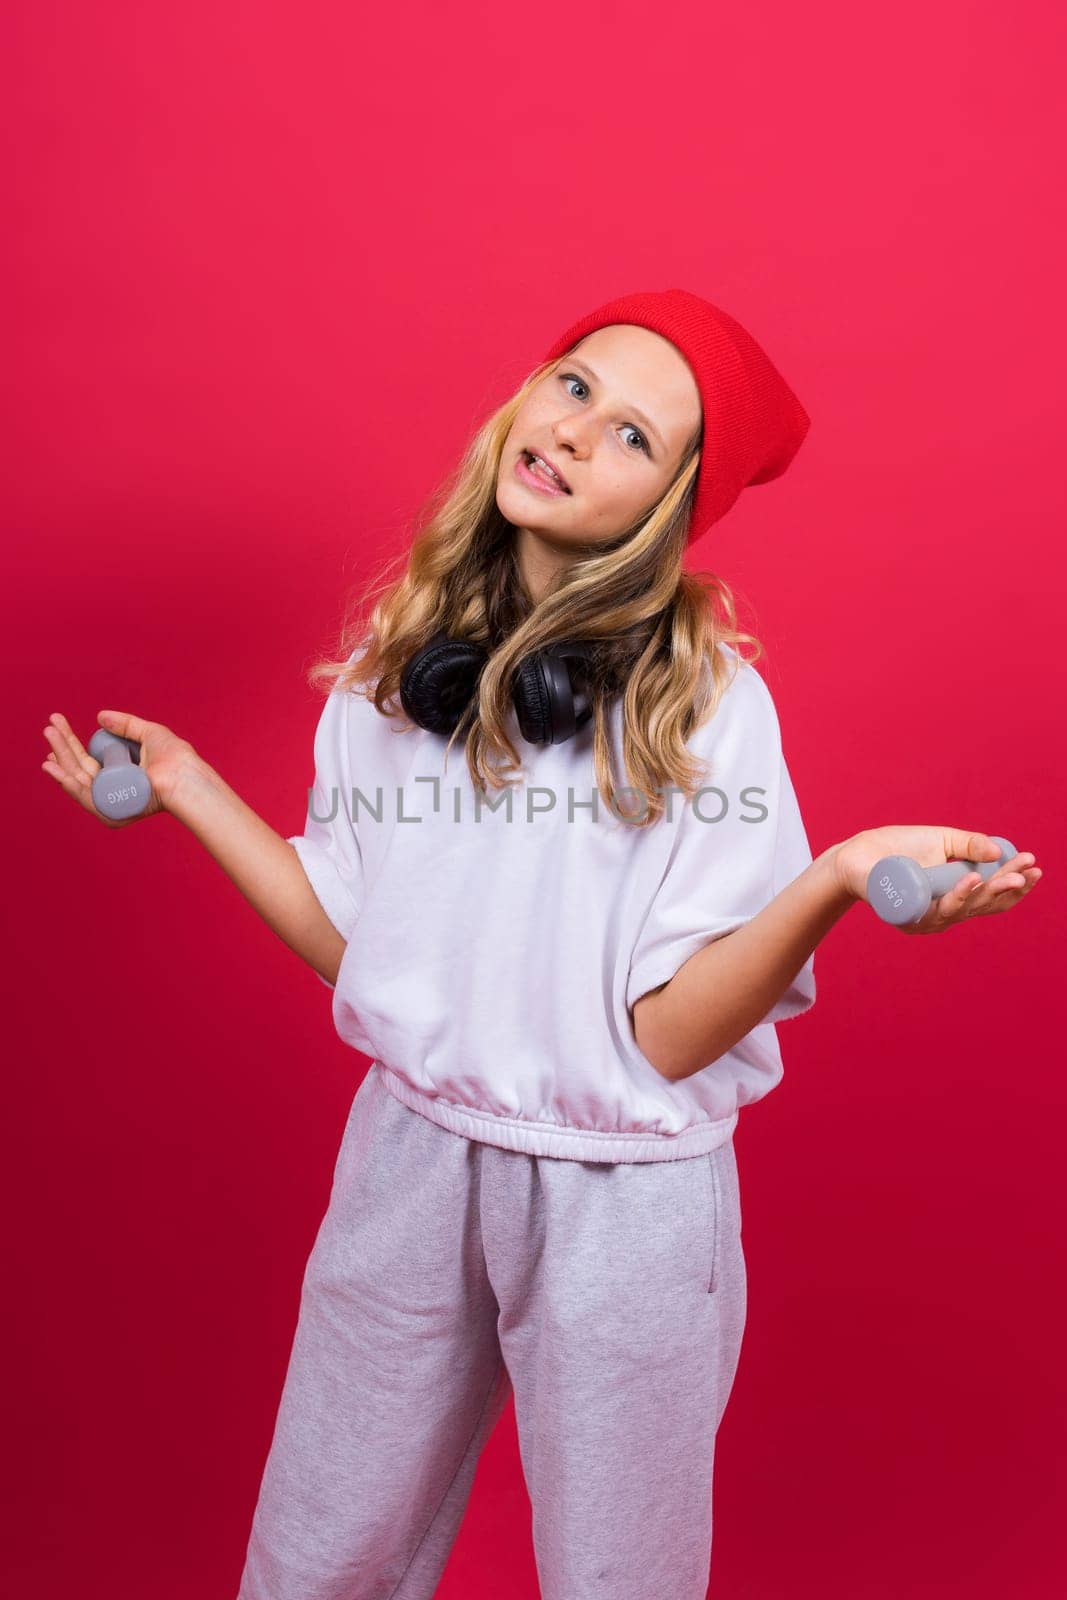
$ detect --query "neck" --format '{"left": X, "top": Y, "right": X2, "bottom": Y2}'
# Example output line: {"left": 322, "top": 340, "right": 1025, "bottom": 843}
{"left": 513, "top": 526, "right": 575, "bottom": 605}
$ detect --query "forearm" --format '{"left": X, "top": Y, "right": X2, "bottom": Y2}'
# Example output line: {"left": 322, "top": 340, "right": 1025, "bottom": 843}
{"left": 168, "top": 752, "right": 347, "bottom": 987}
{"left": 633, "top": 844, "right": 858, "bottom": 1083}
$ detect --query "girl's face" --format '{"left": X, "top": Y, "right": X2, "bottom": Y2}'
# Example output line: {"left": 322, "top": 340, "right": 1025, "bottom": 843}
{"left": 497, "top": 323, "right": 702, "bottom": 592}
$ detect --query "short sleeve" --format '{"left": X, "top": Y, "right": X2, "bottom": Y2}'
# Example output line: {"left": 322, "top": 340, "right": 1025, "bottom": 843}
{"left": 625, "top": 658, "right": 817, "bottom": 1026}
{"left": 287, "top": 678, "right": 365, "bottom": 990}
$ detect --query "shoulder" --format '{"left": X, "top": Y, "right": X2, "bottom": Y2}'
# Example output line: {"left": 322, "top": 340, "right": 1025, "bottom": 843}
{"left": 687, "top": 642, "right": 784, "bottom": 757}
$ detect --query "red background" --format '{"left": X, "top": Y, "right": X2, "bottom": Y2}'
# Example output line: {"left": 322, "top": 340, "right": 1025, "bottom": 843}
{"left": 6, "top": 3, "right": 1065, "bottom": 1595}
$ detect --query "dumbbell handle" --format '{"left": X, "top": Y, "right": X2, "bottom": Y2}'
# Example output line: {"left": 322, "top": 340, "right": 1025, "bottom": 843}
{"left": 87, "top": 729, "right": 153, "bottom": 820}
{"left": 867, "top": 836, "right": 1017, "bottom": 926}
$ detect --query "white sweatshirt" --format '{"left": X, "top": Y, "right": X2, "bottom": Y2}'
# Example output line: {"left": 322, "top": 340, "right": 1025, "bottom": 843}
{"left": 287, "top": 642, "right": 817, "bottom": 1163}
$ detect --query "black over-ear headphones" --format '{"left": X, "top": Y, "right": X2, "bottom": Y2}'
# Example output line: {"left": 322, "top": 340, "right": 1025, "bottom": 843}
{"left": 399, "top": 629, "right": 597, "bottom": 746}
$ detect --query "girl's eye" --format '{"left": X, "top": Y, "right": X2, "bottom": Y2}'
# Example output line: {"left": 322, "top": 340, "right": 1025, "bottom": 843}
{"left": 559, "top": 374, "right": 651, "bottom": 455}
{"left": 620, "top": 424, "right": 650, "bottom": 455}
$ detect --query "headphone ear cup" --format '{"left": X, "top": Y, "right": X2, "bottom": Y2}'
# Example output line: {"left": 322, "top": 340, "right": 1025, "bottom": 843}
{"left": 514, "top": 641, "right": 595, "bottom": 745}
{"left": 513, "top": 654, "right": 554, "bottom": 745}
{"left": 400, "top": 633, "right": 490, "bottom": 735}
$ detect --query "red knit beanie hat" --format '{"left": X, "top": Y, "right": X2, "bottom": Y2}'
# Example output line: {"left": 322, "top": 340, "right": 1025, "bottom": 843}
{"left": 540, "top": 287, "right": 810, "bottom": 544}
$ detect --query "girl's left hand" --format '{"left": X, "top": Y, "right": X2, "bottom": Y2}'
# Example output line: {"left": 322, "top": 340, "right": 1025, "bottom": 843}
{"left": 832, "top": 827, "right": 1042, "bottom": 934}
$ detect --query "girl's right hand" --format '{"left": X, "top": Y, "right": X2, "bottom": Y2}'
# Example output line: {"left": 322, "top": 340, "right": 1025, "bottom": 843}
{"left": 41, "top": 709, "right": 196, "bottom": 827}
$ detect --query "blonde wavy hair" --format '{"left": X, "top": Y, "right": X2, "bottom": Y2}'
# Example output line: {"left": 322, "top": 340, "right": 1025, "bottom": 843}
{"left": 305, "top": 352, "right": 765, "bottom": 828}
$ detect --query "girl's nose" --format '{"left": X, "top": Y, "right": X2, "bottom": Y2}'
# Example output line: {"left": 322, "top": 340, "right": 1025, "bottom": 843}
{"left": 552, "top": 419, "right": 591, "bottom": 458}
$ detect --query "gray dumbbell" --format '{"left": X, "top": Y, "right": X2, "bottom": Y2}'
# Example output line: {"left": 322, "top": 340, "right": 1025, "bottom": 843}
{"left": 866, "top": 835, "right": 1017, "bottom": 925}
{"left": 87, "top": 729, "right": 153, "bottom": 820}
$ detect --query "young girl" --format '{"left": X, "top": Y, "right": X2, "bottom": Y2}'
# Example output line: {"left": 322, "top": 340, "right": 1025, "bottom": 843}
{"left": 42, "top": 287, "right": 1040, "bottom": 1600}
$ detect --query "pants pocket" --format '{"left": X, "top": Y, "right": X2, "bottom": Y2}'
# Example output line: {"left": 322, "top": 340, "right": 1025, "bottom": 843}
{"left": 702, "top": 1147, "right": 726, "bottom": 1295}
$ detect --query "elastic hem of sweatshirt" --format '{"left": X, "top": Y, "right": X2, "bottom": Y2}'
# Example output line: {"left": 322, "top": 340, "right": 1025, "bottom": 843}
{"left": 375, "top": 1062, "right": 738, "bottom": 1165}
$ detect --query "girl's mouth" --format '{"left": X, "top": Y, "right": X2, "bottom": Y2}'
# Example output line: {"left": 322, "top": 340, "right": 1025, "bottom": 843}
{"left": 516, "top": 451, "right": 571, "bottom": 496}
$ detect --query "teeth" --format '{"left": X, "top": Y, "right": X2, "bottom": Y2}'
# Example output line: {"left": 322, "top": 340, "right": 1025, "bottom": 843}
{"left": 528, "top": 453, "right": 564, "bottom": 489}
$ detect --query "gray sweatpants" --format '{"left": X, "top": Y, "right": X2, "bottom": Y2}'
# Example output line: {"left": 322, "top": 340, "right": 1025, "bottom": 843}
{"left": 236, "top": 1063, "right": 747, "bottom": 1600}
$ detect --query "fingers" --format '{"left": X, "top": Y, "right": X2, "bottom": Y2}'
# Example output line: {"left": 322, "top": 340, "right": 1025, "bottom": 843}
{"left": 44, "top": 712, "right": 97, "bottom": 775}
{"left": 42, "top": 713, "right": 97, "bottom": 784}
{"left": 952, "top": 863, "right": 1042, "bottom": 919}
{"left": 948, "top": 872, "right": 983, "bottom": 905}
{"left": 944, "top": 834, "right": 1040, "bottom": 898}
{"left": 914, "top": 853, "right": 1041, "bottom": 935}
{"left": 41, "top": 714, "right": 98, "bottom": 811}
{"left": 987, "top": 865, "right": 1039, "bottom": 894}
{"left": 979, "top": 848, "right": 1037, "bottom": 893}
{"left": 97, "top": 708, "right": 149, "bottom": 743}
{"left": 944, "top": 830, "right": 1005, "bottom": 865}
{"left": 956, "top": 850, "right": 1035, "bottom": 895}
